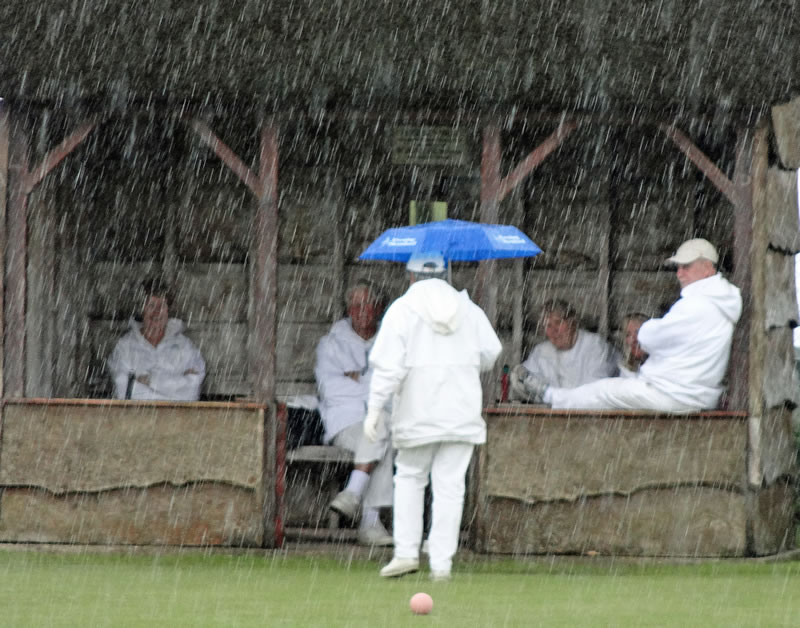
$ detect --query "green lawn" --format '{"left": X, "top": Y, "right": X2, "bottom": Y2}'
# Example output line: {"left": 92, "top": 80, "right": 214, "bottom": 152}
{"left": 1, "top": 550, "right": 798, "bottom": 627}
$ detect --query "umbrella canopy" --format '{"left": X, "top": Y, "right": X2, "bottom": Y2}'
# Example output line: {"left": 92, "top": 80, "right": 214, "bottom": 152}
{"left": 359, "top": 219, "right": 541, "bottom": 263}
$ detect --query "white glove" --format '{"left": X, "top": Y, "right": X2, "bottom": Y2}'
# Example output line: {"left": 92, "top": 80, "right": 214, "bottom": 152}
{"left": 363, "top": 406, "right": 384, "bottom": 442}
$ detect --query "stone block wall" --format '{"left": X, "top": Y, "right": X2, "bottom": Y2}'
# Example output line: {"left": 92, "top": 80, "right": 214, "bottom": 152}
{"left": 477, "top": 408, "right": 751, "bottom": 556}
{"left": 0, "top": 400, "right": 269, "bottom": 547}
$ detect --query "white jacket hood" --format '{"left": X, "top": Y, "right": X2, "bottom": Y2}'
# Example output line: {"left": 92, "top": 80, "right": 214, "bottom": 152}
{"left": 367, "top": 279, "right": 502, "bottom": 448}
{"left": 402, "top": 278, "right": 463, "bottom": 335}
{"left": 680, "top": 272, "right": 742, "bottom": 323}
{"left": 637, "top": 272, "right": 742, "bottom": 409}
{"left": 128, "top": 317, "right": 186, "bottom": 342}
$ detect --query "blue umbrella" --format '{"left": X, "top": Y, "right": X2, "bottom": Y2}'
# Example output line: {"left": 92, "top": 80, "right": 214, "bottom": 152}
{"left": 359, "top": 218, "right": 541, "bottom": 263}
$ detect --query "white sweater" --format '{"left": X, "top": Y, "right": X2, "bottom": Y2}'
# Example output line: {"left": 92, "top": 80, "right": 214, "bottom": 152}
{"left": 368, "top": 278, "right": 502, "bottom": 449}
{"left": 522, "top": 329, "right": 619, "bottom": 388}
{"left": 637, "top": 273, "right": 742, "bottom": 409}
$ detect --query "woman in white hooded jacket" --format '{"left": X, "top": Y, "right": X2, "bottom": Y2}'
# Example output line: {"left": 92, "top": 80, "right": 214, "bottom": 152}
{"left": 108, "top": 279, "right": 205, "bottom": 401}
{"left": 364, "top": 253, "right": 501, "bottom": 581}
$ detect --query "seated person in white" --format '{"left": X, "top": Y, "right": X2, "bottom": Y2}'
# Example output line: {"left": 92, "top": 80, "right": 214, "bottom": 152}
{"left": 510, "top": 299, "right": 619, "bottom": 401}
{"left": 107, "top": 278, "right": 205, "bottom": 401}
{"left": 315, "top": 279, "right": 394, "bottom": 547}
{"left": 618, "top": 312, "right": 650, "bottom": 378}
{"left": 515, "top": 239, "right": 742, "bottom": 411}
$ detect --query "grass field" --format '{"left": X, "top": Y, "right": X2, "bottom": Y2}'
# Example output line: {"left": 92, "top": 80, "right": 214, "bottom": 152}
{"left": 1, "top": 549, "right": 799, "bottom": 627}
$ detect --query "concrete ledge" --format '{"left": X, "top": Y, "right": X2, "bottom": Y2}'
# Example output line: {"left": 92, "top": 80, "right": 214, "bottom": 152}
{"left": 286, "top": 446, "right": 354, "bottom": 464}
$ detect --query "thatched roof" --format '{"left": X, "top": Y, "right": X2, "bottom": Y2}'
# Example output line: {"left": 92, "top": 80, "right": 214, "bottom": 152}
{"left": 1, "top": 1, "right": 799, "bottom": 121}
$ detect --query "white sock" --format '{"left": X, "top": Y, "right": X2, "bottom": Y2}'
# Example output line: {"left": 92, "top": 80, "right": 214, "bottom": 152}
{"left": 344, "top": 469, "right": 370, "bottom": 496}
{"left": 360, "top": 507, "right": 381, "bottom": 530}
{"left": 543, "top": 387, "right": 553, "bottom": 404}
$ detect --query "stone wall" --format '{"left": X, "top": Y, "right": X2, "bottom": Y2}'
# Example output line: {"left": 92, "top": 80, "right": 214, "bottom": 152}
{"left": 0, "top": 400, "right": 269, "bottom": 546}
{"left": 477, "top": 408, "right": 751, "bottom": 556}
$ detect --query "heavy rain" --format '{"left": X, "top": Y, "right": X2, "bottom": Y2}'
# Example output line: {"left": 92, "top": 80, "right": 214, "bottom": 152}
{"left": 0, "top": 1, "right": 798, "bottom": 625}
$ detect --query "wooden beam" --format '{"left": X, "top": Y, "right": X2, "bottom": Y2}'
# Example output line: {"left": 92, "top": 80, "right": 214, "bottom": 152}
{"left": 660, "top": 124, "right": 747, "bottom": 209}
{"left": 189, "top": 119, "right": 262, "bottom": 199}
{"left": 497, "top": 120, "right": 577, "bottom": 202}
{"left": 23, "top": 120, "right": 96, "bottom": 194}
{"left": 5, "top": 118, "right": 29, "bottom": 398}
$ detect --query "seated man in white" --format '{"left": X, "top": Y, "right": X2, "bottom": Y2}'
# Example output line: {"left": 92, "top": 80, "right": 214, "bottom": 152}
{"left": 315, "top": 279, "right": 394, "bottom": 546}
{"left": 510, "top": 299, "right": 619, "bottom": 401}
{"left": 108, "top": 277, "right": 205, "bottom": 401}
{"left": 514, "top": 239, "right": 742, "bottom": 411}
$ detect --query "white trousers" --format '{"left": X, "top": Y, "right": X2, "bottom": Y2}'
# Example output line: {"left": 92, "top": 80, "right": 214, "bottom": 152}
{"left": 393, "top": 442, "right": 474, "bottom": 573}
{"left": 549, "top": 377, "right": 699, "bottom": 412}
{"left": 332, "top": 421, "right": 394, "bottom": 509}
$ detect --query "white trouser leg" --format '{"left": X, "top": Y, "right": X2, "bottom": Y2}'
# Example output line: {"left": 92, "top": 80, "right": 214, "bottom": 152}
{"left": 428, "top": 442, "right": 474, "bottom": 573}
{"left": 549, "top": 377, "right": 699, "bottom": 412}
{"left": 393, "top": 444, "right": 435, "bottom": 560}
{"left": 333, "top": 420, "right": 394, "bottom": 509}
{"left": 356, "top": 415, "right": 393, "bottom": 509}
{"left": 360, "top": 442, "right": 394, "bottom": 509}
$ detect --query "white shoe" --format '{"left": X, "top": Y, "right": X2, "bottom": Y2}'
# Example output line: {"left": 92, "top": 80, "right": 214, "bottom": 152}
{"left": 329, "top": 490, "right": 360, "bottom": 520}
{"left": 430, "top": 570, "right": 451, "bottom": 582}
{"left": 421, "top": 539, "right": 429, "bottom": 555}
{"left": 379, "top": 557, "right": 419, "bottom": 578}
{"left": 358, "top": 524, "right": 394, "bottom": 547}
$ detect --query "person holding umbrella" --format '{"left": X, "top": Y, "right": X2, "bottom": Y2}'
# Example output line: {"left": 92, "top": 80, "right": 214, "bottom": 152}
{"left": 362, "top": 252, "right": 502, "bottom": 581}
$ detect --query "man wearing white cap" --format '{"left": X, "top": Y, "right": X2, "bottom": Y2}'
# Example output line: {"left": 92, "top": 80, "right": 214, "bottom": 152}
{"left": 514, "top": 238, "right": 742, "bottom": 411}
{"left": 363, "top": 252, "right": 502, "bottom": 581}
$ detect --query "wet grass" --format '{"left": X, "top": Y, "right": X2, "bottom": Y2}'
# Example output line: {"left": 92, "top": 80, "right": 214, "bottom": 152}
{"left": 0, "top": 550, "right": 798, "bottom": 627}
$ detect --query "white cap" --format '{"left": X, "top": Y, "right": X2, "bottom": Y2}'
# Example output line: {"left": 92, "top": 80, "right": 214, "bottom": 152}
{"left": 666, "top": 238, "right": 719, "bottom": 265}
{"left": 406, "top": 252, "right": 447, "bottom": 274}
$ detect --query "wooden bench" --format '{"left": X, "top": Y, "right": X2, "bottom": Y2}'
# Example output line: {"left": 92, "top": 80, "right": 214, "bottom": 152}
{"left": 276, "top": 405, "right": 357, "bottom": 538}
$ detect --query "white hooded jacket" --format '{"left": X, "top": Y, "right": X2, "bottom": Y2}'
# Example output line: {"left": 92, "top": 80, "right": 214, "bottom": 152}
{"left": 368, "top": 278, "right": 502, "bottom": 449}
{"left": 314, "top": 318, "right": 374, "bottom": 442}
{"left": 107, "top": 318, "right": 206, "bottom": 401}
{"left": 637, "top": 272, "right": 742, "bottom": 409}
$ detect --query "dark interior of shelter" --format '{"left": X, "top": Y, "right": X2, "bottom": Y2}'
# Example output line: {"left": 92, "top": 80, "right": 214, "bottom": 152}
{"left": 20, "top": 110, "right": 739, "bottom": 403}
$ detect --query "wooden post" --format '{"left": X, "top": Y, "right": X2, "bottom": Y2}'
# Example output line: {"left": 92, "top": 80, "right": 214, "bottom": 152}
{"left": 5, "top": 115, "right": 29, "bottom": 399}
{"left": 187, "top": 116, "right": 279, "bottom": 404}
{"left": 330, "top": 173, "right": 345, "bottom": 322}
{"left": 252, "top": 122, "right": 279, "bottom": 405}
{"left": 511, "top": 195, "right": 524, "bottom": 366}
{"left": 254, "top": 122, "right": 279, "bottom": 548}
{"left": 2, "top": 113, "right": 95, "bottom": 400}
{"left": 727, "top": 126, "right": 757, "bottom": 412}
{"left": 187, "top": 116, "right": 281, "bottom": 546}
{"left": 476, "top": 124, "right": 501, "bottom": 325}
{"left": 745, "top": 123, "right": 769, "bottom": 417}
{"left": 0, "top": 101, "right": 7, "bottom": 400}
